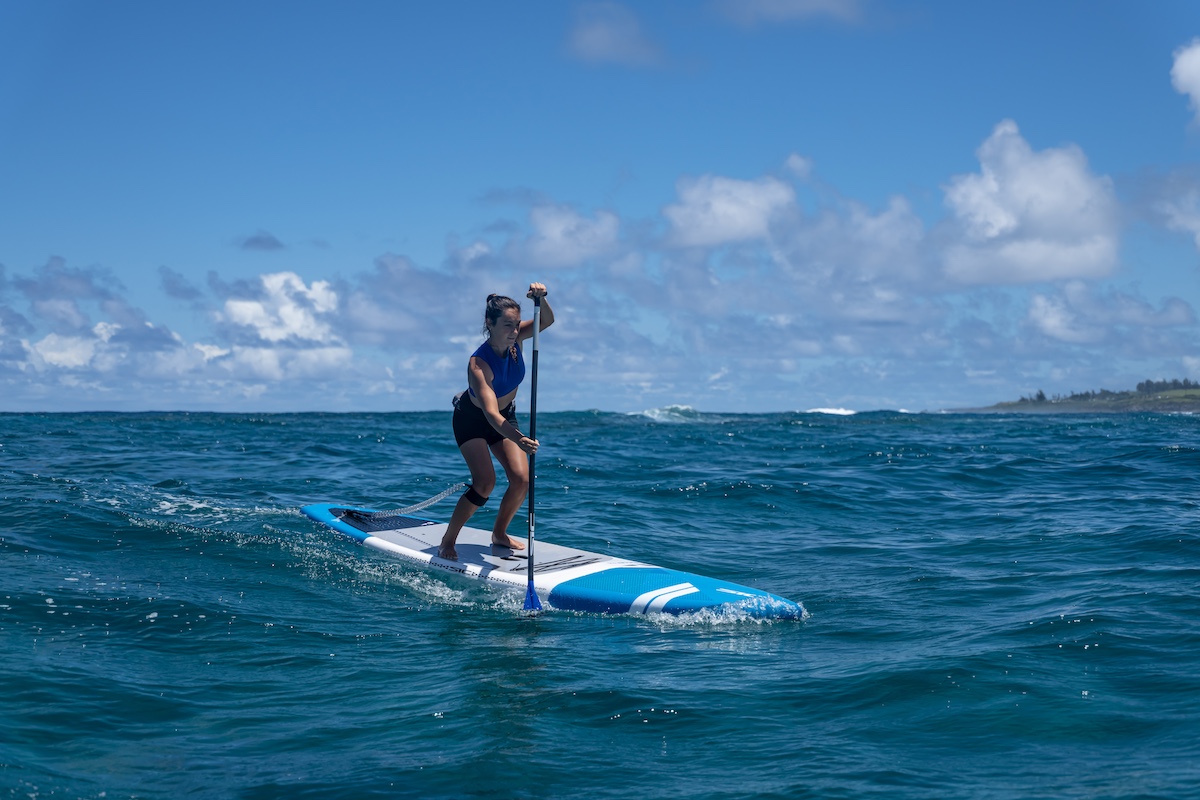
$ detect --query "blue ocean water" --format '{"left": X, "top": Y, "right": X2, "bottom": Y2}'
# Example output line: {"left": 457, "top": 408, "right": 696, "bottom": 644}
{"left": 2, "top": 409, "right": 1199, "bottom": 799}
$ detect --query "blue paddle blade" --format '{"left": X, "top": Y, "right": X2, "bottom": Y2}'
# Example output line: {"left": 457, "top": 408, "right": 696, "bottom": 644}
{"left": 523, "top": 582, "right": 543, "bottom": 611}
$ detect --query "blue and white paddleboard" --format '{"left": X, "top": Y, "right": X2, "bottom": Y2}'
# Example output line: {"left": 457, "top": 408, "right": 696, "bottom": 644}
{"left": 301, "top": 503, "right": 804, "bottom": 619}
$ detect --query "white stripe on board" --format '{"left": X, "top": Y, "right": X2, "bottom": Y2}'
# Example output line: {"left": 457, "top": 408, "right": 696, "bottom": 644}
{"left": 628, "top": 582, "right": 697, "bottom": 614}
{"left": 645, "top": 584, "right": 700, "bottom": 613}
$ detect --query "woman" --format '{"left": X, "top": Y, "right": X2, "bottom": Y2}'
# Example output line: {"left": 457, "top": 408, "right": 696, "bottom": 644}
{"left": 439, "top": 283, "right": 554, "bottom": 561}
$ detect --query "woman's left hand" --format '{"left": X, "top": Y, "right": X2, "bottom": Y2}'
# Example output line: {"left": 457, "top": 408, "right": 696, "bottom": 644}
{"left": 527, "top": 282, "right": 548, "bottom": 300}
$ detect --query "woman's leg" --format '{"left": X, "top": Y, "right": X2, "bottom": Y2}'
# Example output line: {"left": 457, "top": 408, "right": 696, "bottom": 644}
{"left": 438, "top": 439, "right": 496, "bottom": 560}
{"left": 488, "top": 438, "right": 530, "bottom": 549}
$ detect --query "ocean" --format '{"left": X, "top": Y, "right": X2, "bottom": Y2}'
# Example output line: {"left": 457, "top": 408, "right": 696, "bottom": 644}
{"left": 3, "top": 409, "right": 1199, "bottom": 799}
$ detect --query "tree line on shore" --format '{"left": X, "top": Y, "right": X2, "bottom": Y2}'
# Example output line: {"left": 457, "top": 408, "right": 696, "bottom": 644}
{"left": 1017, "top": 378, "right": 1197, "bottom": 404}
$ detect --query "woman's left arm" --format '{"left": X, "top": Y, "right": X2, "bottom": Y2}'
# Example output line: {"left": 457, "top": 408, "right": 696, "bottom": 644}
{"left": 519, "top": 283, "right": 554, "bottom": 340}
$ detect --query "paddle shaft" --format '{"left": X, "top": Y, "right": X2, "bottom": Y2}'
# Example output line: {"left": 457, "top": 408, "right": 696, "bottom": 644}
{"left": 525, "top": 297, "right": 541, "bottom": 605}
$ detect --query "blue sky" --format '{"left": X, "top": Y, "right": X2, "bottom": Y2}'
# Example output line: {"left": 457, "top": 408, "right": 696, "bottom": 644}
{"left": 2, "top": 0, "right": 1199, "bottom": 413}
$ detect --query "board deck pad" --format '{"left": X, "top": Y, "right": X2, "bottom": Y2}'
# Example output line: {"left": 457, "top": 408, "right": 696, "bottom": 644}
{"left": 301, "top": 503, "right": 804, "bottom": 618}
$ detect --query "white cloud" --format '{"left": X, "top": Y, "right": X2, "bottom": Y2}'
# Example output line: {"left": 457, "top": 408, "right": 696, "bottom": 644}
{"left": 94, "top": 321, "right": 120, "bottom": 342}
{"left": 1026, "top": 294, "right": 1102, "bottom": 344}
{"left": 521, "top": 205, "right": 620, "bottom": 268}
{"left": 1157, "top": 188, "right": 1200, "bottom": 249}
{"left": 942, "top": 120, "right": 1118, "bottom": 285}
{"left": 1026, "top": 282, "right": 1195, "bottom": 344}
{"left": 715, "top": 0, "right": 861, "bottom": 26}
{"left": 195, "top": 343, "right": 230, "bottom": 361}
{"left": 1172, "top": 38, "right": 1200, "bottom": 125}
{"left": 566, "top": 3, "right": 661, "bottom": 67}
{"left": 220, "top": 272, "right": 339, "bottom": 344}
{"left": 784, "top": 153, "right": 814, "bottom": 179}
{"left": 665, "top": 175, "right": 795, "bottom": 247}
{"left": 32, "top": 298, "right": 89, "bottom": 331}
{"left": 27, "top": 333, "right": 98, "bottom": 368}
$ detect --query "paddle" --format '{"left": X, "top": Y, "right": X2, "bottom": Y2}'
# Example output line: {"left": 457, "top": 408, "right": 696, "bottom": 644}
{"left": 524, "top": 294, "right": 544, "bottom": 612}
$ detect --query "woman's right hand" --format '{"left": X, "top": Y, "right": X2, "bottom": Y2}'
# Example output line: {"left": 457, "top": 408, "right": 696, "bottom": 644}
{"left": 517, "top": 436, "right": 539, "bottom": 455}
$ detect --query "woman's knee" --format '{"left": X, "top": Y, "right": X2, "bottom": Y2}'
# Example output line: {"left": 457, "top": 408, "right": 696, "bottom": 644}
{"left": 471, "top": 474, "right": 497, "bottom": 497}
{"left": 505, "top": 470, "right": 528, "bottom": 493}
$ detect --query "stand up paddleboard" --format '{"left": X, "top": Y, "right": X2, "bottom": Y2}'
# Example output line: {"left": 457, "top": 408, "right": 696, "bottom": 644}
{"left": 300, "top": 503, "right": 804, "bottom": 618}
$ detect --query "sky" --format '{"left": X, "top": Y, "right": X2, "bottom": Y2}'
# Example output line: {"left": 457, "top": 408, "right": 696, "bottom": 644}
{"left": 2, "top": 0, "right": 1199, "bottom": 414}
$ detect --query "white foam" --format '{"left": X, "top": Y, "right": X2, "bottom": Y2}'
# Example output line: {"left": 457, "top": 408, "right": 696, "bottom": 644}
{"left": 636, "top": 404, "right": 700, "bottom": 423}
{"left": 805, "top": 407, "right": 857, "bottom": 416}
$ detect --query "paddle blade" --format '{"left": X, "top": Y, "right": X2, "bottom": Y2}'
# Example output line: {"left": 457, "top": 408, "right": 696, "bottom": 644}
{"left": 523, "top": 581, "right": 543, "bottom": 611}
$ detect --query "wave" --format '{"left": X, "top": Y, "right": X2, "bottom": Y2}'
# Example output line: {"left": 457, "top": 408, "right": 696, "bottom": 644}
{"left": 633, "top": 404, "right": 703, "bottom": 423}
{"left": 805, "top": 407, "right": 857, "bottom": 416}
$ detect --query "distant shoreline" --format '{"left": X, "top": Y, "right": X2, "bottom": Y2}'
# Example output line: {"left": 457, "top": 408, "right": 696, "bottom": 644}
{"left": 951, "top": 387, "right": 1200, "bottom": 414}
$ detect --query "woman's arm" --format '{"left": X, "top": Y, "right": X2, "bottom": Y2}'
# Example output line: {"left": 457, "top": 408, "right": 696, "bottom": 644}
{"left": 467, "top": 357, "right": 537, "bottom": 453}
{"left": 519, "top": 282, "right": 554, "bottom": 341}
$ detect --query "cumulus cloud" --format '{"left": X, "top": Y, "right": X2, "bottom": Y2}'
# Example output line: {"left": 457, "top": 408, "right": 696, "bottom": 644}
{"left": 942, "top": 120, "right": 1118, "bottom": 285}
{"left": 1157, "top": 188, "right": 1200, "bottom": 249}
{"left": 1026, "top": 282, "right": 1194, "bottom": 345}
{"left": 715, "top": 0, "right": 861, "bottom": 26}
{"left": 566, "top": 3, "right": 662, "bottom": 68}
{"left": 27, "top": 332, "right": 101, "bottom": 368}
{"left": 336, "top": 253, "right": 466, "bottom": 347}
{"left": 5, "top": 108, "right": 1200, "bottom": 413}
{"left": 516, "top": 205, "right": 621, "bottom": 268}
{"left": 219, "top": 271, "right": 339, "bottom": 344}
{"left": 1172, "top": 38, "right": 1200, "bottom": 125}
{"left": 664, "top": 175, "right": 795, "bottom": 247}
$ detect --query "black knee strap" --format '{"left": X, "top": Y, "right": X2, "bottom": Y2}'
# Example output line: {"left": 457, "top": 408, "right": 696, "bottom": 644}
{"left": 464, "top": 485, "right": 489, "bottom": 507}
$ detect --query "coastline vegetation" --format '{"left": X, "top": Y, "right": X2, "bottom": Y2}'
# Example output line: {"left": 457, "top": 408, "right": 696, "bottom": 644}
{"left": 977, "top": 378, "right": 1200, "bottom": 413}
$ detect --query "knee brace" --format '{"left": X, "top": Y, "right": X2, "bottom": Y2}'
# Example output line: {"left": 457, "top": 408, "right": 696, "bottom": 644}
{"left": 463, "top": 485, "right": 489, "bottom": 507}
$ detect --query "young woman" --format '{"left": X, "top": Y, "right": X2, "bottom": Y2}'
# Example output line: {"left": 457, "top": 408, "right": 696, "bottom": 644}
{"left": 439, "top": 283, "right": 554, "bottom": 561}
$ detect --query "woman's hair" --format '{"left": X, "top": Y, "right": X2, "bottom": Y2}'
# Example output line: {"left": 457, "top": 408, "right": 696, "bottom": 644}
{"left": 483, "top": 293, "right": 521, "bottom": 336}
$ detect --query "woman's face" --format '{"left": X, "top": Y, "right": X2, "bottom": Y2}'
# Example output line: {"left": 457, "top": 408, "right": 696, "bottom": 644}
{"left": 489, "top": 308, "right": 521, "bottom": 346}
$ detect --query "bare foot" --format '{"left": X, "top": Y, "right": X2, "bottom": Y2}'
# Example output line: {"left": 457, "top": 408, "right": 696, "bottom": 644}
{"left": 437, "top": 546, "right": 458, "bottom": 561}
{"left": 490, "top": 534, "right": 526, "bottom": 551}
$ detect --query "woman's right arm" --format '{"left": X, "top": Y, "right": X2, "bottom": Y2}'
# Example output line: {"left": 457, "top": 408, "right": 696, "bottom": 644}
{"left": 467, "top": 357, "right": 538, "bottom": 453}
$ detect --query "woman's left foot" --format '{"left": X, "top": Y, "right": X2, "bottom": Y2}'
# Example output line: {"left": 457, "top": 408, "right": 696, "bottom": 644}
{"left": 490, "top": 534, "right": 526, "bottom": 550}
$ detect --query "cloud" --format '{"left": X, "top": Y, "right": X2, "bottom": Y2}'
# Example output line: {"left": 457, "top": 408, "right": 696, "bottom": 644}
{"left": 664, "top": 175, "right": 795, "bottom": 247}
{"left": 218, "top": 271, "right": 339, "bottom": 344}
{"left": 27, "top": 332, "right": 101, "bottom": 368}
{"left": 216, "top": 344, "right": 355, "bottom": 382}
{"left": 1026, "top": 282, "right": 1195, "bottom": 345}
{"left": 941, "top": 120, "right": 1118, "bottom": 285}
{"left": 336, "top": 253, "right": 465, "bottom": 347}
{"left": 784, "top": 153, "right": 814, "bottom": 180}
{"left": 13, "top": 257, "right": 122, "bottom": 305}
{"left": 566, "top": 3, "right": 662, "bottom": 68}
{"left": 239, "top": 230, "right": 287, "bottom": 251}
{"left": 1172, "top": 38, "right": 1200, "bottom": 125}
{"left": 516, "top": 205, "right": 621, "bottom": 268}
{"left": 159, "top": 265, "right": 205, "bottom": 302}
{"left": 4, "top": 106, "right": 1199, "bottom": 414}
{"left": 11, "top": 257, "right": 153, "bottom": 337}
{"left": 1157, "top": 188, "right": 1200, "bottom": 249}
{"left": 714, "top": 0, "right": 862, "bottom": 26}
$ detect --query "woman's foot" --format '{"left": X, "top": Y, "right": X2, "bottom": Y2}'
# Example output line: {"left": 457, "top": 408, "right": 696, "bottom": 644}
{"left": 490, "top": 533, "right": 526, "bottom": 551}
{"left": 438, "top": 534, "right": 458, "bottom": 561}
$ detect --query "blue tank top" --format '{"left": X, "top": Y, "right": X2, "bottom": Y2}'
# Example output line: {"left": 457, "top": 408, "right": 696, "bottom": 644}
{"left": 467, "top": 340, "right": 525, "bottom": 400}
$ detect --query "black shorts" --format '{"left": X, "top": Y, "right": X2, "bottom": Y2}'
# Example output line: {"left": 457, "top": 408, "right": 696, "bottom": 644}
{"left": 452, "top": 391, "right": 519, "bottom": 447}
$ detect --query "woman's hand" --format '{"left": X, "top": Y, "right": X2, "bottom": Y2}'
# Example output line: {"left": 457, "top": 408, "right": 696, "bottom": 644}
{"left": 517, "top": 436, "right": 539, "bottom": 454}
{"left": 527, "top": 282, "right": 548, "bottom": 301}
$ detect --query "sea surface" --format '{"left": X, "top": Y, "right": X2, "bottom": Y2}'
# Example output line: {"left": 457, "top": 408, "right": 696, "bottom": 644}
{"left": 3, "top": 409, "right": 1199, "bottom": 799}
